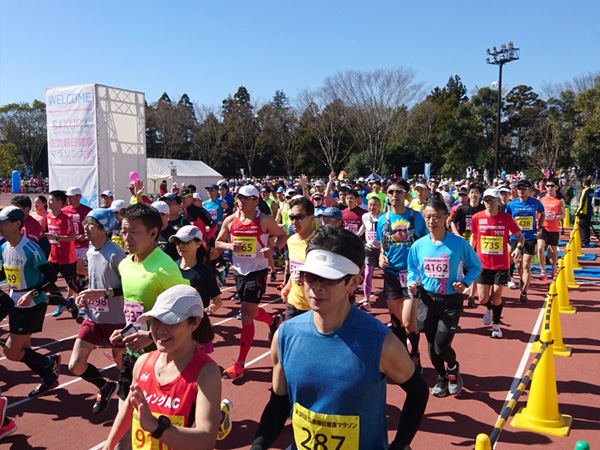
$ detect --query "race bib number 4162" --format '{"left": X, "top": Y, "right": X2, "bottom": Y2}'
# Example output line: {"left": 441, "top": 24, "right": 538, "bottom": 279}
{"left": 292, "top": 402, "right": 359, "bottom": 450}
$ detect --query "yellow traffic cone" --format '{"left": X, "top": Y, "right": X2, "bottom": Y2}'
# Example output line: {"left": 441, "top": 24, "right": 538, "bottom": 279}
{"left": 511, "top": 329, "right": 573, "bottom": 437}
{"left": 564, "top": 243, "right": 580, "bottom": 289}
{"left": 531, "top": 291, "right": 552, "bottom": 354}
{"left": 568, "top": 230, "right": 583, "bottom": 270}
{"left": 572, "top": 221, "right": 585, "bottom": 257}
{"left": 474, "top": 434, "right": 492, "bottom": 450}
{"left": 563, "top": 207, "right": 570, "bottom": 230}
{"left": 547, "top": 283, "right": 572, "bottom": 357}
{"left": 556, "top": 259, "right": 577, "bottom": 314}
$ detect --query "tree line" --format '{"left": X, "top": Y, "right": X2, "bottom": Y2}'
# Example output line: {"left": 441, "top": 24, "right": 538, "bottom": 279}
{"left": 1, "top": 68, "right": 599, "bottom": 179}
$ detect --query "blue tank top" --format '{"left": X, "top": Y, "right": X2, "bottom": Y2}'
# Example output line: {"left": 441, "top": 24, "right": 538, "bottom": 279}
{"left": 279, "top": 306, "right": 391, "bottom": 449}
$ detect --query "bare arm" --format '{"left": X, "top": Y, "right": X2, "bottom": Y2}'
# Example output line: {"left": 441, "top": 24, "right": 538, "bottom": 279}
{"left": 215, "top": 215, "right": 235, "bottom": 252}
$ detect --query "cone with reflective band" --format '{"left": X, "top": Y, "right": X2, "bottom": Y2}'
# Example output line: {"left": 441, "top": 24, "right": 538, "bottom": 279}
{"left": 564, "top": 243, "right": 580, "bottom": 289}
{"left": 511, "top": 329, "right": 573, "bottom": 436}
{"left": 531, "top": 291, "right": 551, "bottom": 354}
{"left": 556, "top": 259, "right": 576, "bottom": 314}
{"left": 548, "top": 283, "right": 572, "bottom": 357}
{"left": 572, "top": 217, "right": 585, "bottom": 257}
{"left": 474, "top": 434, "right": 492, "bottom": 450}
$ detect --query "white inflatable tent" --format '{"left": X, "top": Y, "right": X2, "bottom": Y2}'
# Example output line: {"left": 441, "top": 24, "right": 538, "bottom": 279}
{"left": 146, "top": 158, "right": 222, "bottom": 195}
{"left": 46, "top": 84, "right": 146, "bottom": 207}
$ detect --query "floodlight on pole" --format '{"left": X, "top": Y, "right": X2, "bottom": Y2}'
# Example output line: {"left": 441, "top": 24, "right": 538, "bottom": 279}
{"left": 486, "top": 42, "right": 520, "bottom": 175}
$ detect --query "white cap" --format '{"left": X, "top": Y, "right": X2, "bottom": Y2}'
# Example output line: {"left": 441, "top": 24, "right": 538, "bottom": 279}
{"left": 66, "top": 186, "right": 82, "bottom": 196}
{"left": 483, "top": 188, "right": 500, "bottom": 199}
{"left": 192, "top": 192, "right": 203, "bottom": 201}
{"left": 138, "top": 285, "right": 204, "bottom": 324}
{"left": 151, "top": 201, "right": 169, "bottom": 215}
{"left": 238, "top": 185, "right": 259, "bottom": 198}
{"left": 315, "top": 180, "right": 326, "bottom": 187}
{"left": 217, "top": 179, "right": 228, "bottom": 186}
{"left": 414, "top": 182, "right": 428, "bottom": 189}
{"left": 100, "top": 190, "right": 113, "bottom": 197}
{"left": 299, "top": 249, "right": 360, "bottom": 280}
{"left": 498, "top": 186, "right": 511, "bottom": 193}
{"left": 358, "top": 177, "right": 365, "bottom": 182}
{"left": 168, "top": 224, "right": 203, "bottom": 243}
{"left": 285, "top": 189, "right": 298, "bottom": 197}
{"left": 109, "top": 199, "right": 128, "bottom": 213}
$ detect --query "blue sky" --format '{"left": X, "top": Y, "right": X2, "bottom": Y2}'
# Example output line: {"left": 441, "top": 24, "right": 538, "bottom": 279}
{"left": 1, "top": 1, "right": 598, "bottom": 109}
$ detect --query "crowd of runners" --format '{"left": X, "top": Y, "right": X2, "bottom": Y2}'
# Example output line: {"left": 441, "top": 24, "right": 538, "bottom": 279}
{"left": 0, "top": 170, "right": 596, "bottom": 448}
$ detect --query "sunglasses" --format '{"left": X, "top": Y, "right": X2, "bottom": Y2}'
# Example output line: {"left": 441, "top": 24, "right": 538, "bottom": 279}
{"left": 546, "top": 184, "right": 556, "bottom": 187}
{"left": 290, "top": 213, "right": 308, "bottom": 221}
{"left": 387, "top": 189, "right": 406, "bottom": 195}
{"left": 300, "top": 272, "right": 352, "bottom": 286}
{"left": 237, "top": 195, "right": 257, "bottom": 200}
{"left": 483, "top": 197, "right": 499, "bottom": 202}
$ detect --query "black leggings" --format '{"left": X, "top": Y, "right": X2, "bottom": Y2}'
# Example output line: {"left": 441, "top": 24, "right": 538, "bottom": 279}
{"left": 417, "top": 290, "right": 462, "bottom": 377}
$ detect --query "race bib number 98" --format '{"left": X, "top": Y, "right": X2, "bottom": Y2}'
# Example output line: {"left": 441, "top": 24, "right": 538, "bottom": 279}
{"left": 293, "top": 403, "right": 359, "bottom": 450}
{"left": 232, "top": 236, "right": 257, "bottom": 258}
{"left": 516, "top": 216, "right": 533, "bottom": 231}
{"left": 132, "top": 411, "right": 184, "bottom": 450}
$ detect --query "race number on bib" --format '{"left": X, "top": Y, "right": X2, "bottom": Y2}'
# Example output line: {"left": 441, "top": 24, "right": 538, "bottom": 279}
{"left": 289, "top": 259, "right": 304, "bottom": 277}
{"left": 89, "top": 296, "right": 109, "bottom": 313}
{"left": 465, "top": 217, "right": 472, "bottom": 231}
{"left": 233, "top": 236, "right": 257, "bottom": 258}
{"left": 398, "top": 270, "right": 408, "bottom": 287}
{"left": 546, "top": 211, "right": 556, "bottom": 220}
{"left": 123, "top": 301, "right": 147, "bottom": 330}
{"left": 4, "top": 265, "right": 21, "bottom": 288}
{"left": 208, "top": 209, "right": 218, "bottom": 219}
{"left": 366, "top": 231, "right": 377, "bottom": 243}
{"left": 344, "top": 222, "right": 359, "bottom": 234}
{"left": 516, "top": 216, "right": 533, "bottom": 231}
{"left": 423, "top": 256, "right": 449, "bottom": 279}
{"left": 292, "top": 403, "right": 359, "bottom": 450}
{"left": 132, "top": 411, "right": 184, "bottom": 450}
{"left": 481, "top": 236, "right": 503, "bottom": 255}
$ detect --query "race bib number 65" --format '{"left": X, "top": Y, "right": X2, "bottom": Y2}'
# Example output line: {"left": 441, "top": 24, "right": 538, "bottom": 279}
{"left": 232, "top": 236, "right": 257, "bottom": 258}
{"left": 293, "top": 403, "right": 359, "bottom": 450}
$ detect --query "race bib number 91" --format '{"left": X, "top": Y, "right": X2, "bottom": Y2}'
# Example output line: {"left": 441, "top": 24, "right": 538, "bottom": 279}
{"left": 232, "top": 236, "right": 257, "bottom": 258}
{"left": 293, "top": 403, "right": 359, "bottom": 450}
{"left": 132, "top": 411, "right": 184, "bottom": 450}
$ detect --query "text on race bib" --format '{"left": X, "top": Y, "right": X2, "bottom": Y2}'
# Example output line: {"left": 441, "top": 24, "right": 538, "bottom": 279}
{"left": 480, "top": 236, "right": 503, "bottom": 255}
{"left": 89, "top": 296, "right": 109, "bottom": 313}
{"left": 132, "top": 411, "right": 184, "bottom": 450}
{"left": 208, "top": 209, "right": 218, "bottom": 219}
{"left": 289, "top": 259, "right": 304, "bottom": 277}
{"left": 546, "top": 211, "right": 556, "bottom": 220}
{"left": 344, "top": 222, "right": 359, "bottom": 234}
{"left": 398, "top": 270, "right": 408, "bottom": 288}
{"left": 423, "top": 256, "right": 449, "bottom": 279}
{"left": 232, "top": 236, "right": 257, "bottom": 258}
{"left": 292, "top": 403, "right": 359, "bottom": 450}
{"left": 124, "top": 301, "right": 147, "bottom": 330}
{"left": 465, "top": 217, "right": 472, "bottom": 231}
{"left": 4, "top": 265, "right": 21, "bottom": 288}
{"left": 516, "top": 216, "right": 533, "bottom": 231}
{"left": 366, "top": 231, "right": 377, "bottom": 243}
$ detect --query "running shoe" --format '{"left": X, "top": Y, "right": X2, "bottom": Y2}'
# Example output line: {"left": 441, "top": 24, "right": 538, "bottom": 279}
{"left": 491, "top": 324, "right": 503, "bottom": 338}
{"left": 235, "top": 312, "right": 242, "bottom": 320}
{"left": 268, "top": 314, "right": 283, "bottom": 343}
{"left": 507, "top": 279, "right": 516, "bottom": 289}
{"left": 66, "top": 297, "right": 78, "bottom": 319}
{"left": 551, "top": 268, "right": 557, "bottom": 279}
{"left": 358, "top": 300, "right": 372, "bottom": 312}
{"left": 539, "top": 272, "right": 547, "bottom": 281}
{"left": 410, "top": 351, "right": 422, "bottom": 374}
{"left": 223, "top": 362, "right": 244, "bottom": 380}
{"left": 483, "top": 309, "right": 492, "bottom": 326}
{"left": 270, "top": 271, "right": 277, "bottom": 282}
{"left": 277, "top": 282, "right": 286, "bottom": 291}
{"left": 51, "top": 304, "right": 66, "bottom": 318}
{"left": 0, "top": 397, "right": 6, "bottom": 428}
{"left": 447, "top": 362, "right": 463, "bottom": 395}
{"left": 431, "top": 375, "right": 449, "bottom": 397}
{"left": 217, "top": 399, "right": 233, "bottom": 440}
{"left": 92, "top": 381, "right": 117, "bottom": 416}
{"left": 29, "top": 354, "right": 61, "bottom": 398}
{"left": 519, "top": 292, "right": 528, "bottom": 303}
{"left": 0, "top": 418, "right": 17, "bottom": 440}
{"left": 0, "top": 338, "right": 6, "bottom": 347}
{"left": 467, "top": 296, "right": 477, "bottom": 308}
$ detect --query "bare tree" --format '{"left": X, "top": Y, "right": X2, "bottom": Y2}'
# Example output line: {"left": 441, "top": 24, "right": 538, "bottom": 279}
{"left": 191, "top": 104, "right": 226, "bottom": 169}
{"left": 541, "top": 71, "right": 600, "bottom": 100}
{"left": 322, "top": 68, "right": 425, "bottom": 172}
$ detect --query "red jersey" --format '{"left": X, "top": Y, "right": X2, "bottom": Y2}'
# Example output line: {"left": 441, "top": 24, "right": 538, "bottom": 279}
{"left": 541, "top": 195, "right": 561, "bottom": 233}
{"left": 133, "top": 347, "right": 214, "bottom": 449}
{"left": 47, "top": 212, "right": 77, "bottom": 264}
{"left": 471, "top": 210, "right": 521, "bottom": 270}
{"left": 22, "top": 215, "right": 45, "bottom": 245}
{"left": 31, "top": 210, "right": 48, "bottom": 231}
{"left": 230, "top": 210, "right": 269, "bottom": 275}
{"left": 342, "top": 206, "right": 366, "bottom": 235}
{"left": 62, "top": 203, "right": 92, "bottom": 249}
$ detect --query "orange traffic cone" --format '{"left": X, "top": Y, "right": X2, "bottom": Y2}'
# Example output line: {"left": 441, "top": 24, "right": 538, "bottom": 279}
{"left": 511, "top": 329, "right": 573, "bottom": 437}
{"left": 532, "top": 284, "right": 572, "bottom": 357}
{"left": 564, "top": 243, "right": 580, "bottom": 289}
{"left": 474, "top": 434, "right": 492, "bottom": 450}
{"left": 556, "top": 259, "right": 576, "bottom": 314}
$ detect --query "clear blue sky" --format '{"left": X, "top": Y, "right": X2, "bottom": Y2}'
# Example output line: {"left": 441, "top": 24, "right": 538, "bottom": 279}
{"left": 1, "top": 0, "right": 598, "bottom": 109}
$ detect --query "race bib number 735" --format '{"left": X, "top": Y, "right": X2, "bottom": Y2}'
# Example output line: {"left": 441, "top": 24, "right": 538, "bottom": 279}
{"left": 293, "top": 402, "right": 359, "bottom": 450}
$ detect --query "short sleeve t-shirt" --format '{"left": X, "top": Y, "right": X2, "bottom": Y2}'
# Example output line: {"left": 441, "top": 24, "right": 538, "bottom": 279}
{"left": 471, "top": 210, "right": 521, "bottom": 271}
{"left": 178, "top": 262, "right": 221, "bottom": 308}
{"left": 62, "top": 203, "right": 92, "bottom": 249}
{"left": 287, "top": 231, "right": 316, "bottom": 312}
{"left": 47, "top": 212, "right": 77, "bottom": 264}
{"left": 505, "top": 197, "right": 545, "bottom": 241}
{"left": 376, "top": 209, "right": 427, "bottom": 273}
{"left": 22, "top": 215, "right": 45, "bottom": 246}
{"left": 342, "top": 207, "right": 366, "bottom": 235}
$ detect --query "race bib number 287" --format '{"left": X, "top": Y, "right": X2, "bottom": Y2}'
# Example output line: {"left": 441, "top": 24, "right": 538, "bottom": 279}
{"left": 293, "top": 402, "right": 359, "bottom": 450}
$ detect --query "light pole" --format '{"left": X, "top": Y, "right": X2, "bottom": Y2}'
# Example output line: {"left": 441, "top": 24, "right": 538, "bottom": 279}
{"left": 486, "top": 42, "right": 520, "bottom": 175}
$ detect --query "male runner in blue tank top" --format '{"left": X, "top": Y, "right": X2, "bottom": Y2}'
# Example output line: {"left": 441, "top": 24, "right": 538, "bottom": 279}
{"left": 250, "top": 225, "right": 428, "bottom": 450}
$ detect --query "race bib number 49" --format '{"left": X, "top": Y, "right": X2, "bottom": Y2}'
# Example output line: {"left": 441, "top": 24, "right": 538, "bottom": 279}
{"left": 293, "top": 403, "right": 359, "bottom": 450}
{"left": 232, "top": 236, "right": 257, "bottom": 258}
{"left": 4, "top": 265, "right": 21, "bottom": 288}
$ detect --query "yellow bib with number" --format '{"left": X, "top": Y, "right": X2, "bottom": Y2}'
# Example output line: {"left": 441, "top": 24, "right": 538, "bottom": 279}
{"left": 132, "top": 411, "right": 184, "bottom": 450}
{"left": 481, "top": 236, "right": 503, "bottom": 255}
{"left": 4, "top": 265, "right": 21, "bottom": 288}
{"left": 232, "top": 236, "right": 257, "bottom": 258}
{"left": 515, "top": 216, "right": 533, "bottom": 231}
{"left": 292, "top": 402, "right": 359, "bottom": 450}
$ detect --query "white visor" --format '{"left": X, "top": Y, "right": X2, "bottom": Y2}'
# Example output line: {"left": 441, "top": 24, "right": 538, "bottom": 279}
{"left": 299, "top": 249, "right": 360, "bottom": 280}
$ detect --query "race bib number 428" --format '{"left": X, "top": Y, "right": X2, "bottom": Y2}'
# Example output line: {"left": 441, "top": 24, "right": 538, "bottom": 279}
{"left": 292, "top": 402, "right": 359, "bottom": 450}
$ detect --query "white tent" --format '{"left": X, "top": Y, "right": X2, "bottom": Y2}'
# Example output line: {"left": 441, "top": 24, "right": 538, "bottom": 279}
{"left": 146, "top": 158, "right": 222, "bottom": 194}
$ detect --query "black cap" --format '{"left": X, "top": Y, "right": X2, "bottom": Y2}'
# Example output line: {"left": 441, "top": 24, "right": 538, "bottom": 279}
{"left": 517, "top": 180, "right": 532, "bottom": 189}
{"left": 178, "top": 188, "right": 192, "bottom": 197}
{"left": 0, "top": 206, "right": 25, "bottom": 223}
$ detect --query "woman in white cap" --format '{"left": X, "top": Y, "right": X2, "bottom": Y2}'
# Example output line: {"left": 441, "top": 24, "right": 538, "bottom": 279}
{"left": 103, "top": 285, "right": 221, "bottom": 449}
{"left": 169, "top": 225, "right": 222, "bottom": 353}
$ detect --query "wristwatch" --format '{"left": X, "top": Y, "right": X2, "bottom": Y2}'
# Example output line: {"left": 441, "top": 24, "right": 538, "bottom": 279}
{"left": 151, "top": 415, "right": 171, "bottom": 439}
{"left": 31, "top": 290, "right": 39, "bottom": 298}
{"left": 104, "top": 288, "right": 112, "bottom": 297}
{"left": 517, "top": 245, "right": 524, "bottom": 252}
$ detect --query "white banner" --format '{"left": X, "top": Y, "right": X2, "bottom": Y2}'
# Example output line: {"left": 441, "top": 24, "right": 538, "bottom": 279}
{"left": 46, "top": 84, "right": 98, "bottom": 207}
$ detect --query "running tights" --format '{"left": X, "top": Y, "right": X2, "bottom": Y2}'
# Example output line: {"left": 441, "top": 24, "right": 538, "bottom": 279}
{"left": 426, "top": 330, "right": 457, "bottom": 377}
{"left": 363, "top": 264, "right": 375, "bottom": 297}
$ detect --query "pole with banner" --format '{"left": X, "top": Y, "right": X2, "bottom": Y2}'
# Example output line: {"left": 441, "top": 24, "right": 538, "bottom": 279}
{"left": 424, "top": 163, "right": 431, "bottom": 180}
{"left": 402, "top": 167, "right": 408, "bottom": 180}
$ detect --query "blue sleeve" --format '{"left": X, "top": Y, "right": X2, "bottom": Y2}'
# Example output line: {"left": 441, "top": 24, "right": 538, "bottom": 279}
{"left": 407, "top": 244, "right": 421, "bottom": 285}
{"left": 505, "top": 202, "right": 512, "bottom": 215}
{"left": 537, "top": 199, "right": 545, "bottom": 213}
{"left": 376, "top": 215, "right": 384, "bottom": 242}
{"left": 461, "top": 241, "right": 482, "bottom": 287}
{"left": 414, "top": 211, "right": 428, "bottom": 238}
